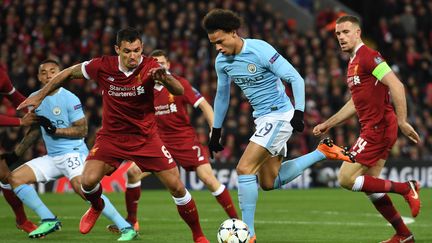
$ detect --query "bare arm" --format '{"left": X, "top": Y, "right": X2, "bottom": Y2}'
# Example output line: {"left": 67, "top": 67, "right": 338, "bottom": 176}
{"left": 313, "top": 98, "right": 356, "bottom": 136}
{"left": 14, "top": 125, "right": 41, "bottom": 157}
{"left": 198, "top": 99, "right": 214, "bottom": 128}
{"left": 17, "top": 64, "right": 84, "bottom": 110}
{"left": 380, "top": 71, "right": 420, "bottom": 143}
{"left": 54, "top": 117, "right": 88, "bottom": 138}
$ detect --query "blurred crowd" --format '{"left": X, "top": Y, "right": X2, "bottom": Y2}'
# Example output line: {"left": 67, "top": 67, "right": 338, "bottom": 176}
{"left": 0, "top": 0, "right": 431, "bottom": 165}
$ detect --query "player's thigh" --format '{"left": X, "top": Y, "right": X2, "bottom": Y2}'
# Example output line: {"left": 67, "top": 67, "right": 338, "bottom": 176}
{"left": 338, "top": 161, "right": 369, "bottom": 188}
{"left": 257, "top": 155, "right": 283, "bottom": 190}
{"left": 154, "top": 167, "right": 185, "bottom": 197}
{"left": 8, "top": 164, "right": 38, "bottom": 187}
{"left": 20, "top": 155, "right": 62, "bottom": 184}
{"left": 81, "top": 159, "right": 114, "bottom": 188}
{"left": 365, "top": 159, "right": 386, "bottom": 177}
{"left": 196, "top": 163, "right": 220, "bottom": 191}
{"left": 237, "top": 141, "right": 272, "bottom": 175}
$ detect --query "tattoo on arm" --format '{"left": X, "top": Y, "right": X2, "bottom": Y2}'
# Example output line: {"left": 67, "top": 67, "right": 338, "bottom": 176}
{"left": 54, "top": 118, "right": 88, "bottom": 138}
{"left": 14, "top": 126, "right": 41, "bottom": 157}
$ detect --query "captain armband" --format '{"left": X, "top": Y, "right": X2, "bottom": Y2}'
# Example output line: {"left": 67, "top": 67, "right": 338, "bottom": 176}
{"left": 372, "top": 62, "right": 392, "bottom": 80}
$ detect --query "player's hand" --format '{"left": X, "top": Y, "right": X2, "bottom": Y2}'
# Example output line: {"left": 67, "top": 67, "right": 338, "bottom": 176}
{"left": 208, "top": 128, "right": 224, "bottom": 159}
{"left": 290, "top": 110, "right": 304, "bottom": 132}
{"left": 313, "top": 123, "right": 329, "bottom": 136}
{"left": 0, "top": 151, "right": 19, "bottom": 166}
{"left": 37, "top": 116, "right": 57, "bottom": 135}
{"left": 20, "top": 112, "right": 38, "bottom": 126}
{"left": 399, "top": 121, "right": 420, "bottom": 144}
{"left": 149, "top": 67, "right": 169, "bottom": 82}
{"left": 17, "top": 95, "right": 43, "bottom": 111}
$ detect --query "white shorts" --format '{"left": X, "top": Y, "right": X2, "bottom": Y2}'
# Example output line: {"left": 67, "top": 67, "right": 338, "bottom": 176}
{"left": 249, "top": 110, "right": 294, "bottom": 157}
{"left": 26, "top": 152, "right": 87, "bottom": 183}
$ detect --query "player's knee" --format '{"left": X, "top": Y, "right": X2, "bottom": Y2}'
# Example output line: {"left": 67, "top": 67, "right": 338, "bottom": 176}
{"left": 236, "top": 165, "right": 252, "bottom": 175}
{"left": 8, "top": 173, "right": 24, "bottom": 188}
{"left": 80, "top": 173, "right": 99, "bottom": 189}
{"left": 337, "top": 173, "right": 354, "bottom": 190}
{"left": 127, "top": 166, "right": 142, "bottom": 182}
{"left": 167, "top": 181, "right": 186, "bottom": 198}
{"left": 260, "top": 182, "right": 274, "bottom": 191}
{"left": 0, "top": 171, "right": 10, "bottom": 184}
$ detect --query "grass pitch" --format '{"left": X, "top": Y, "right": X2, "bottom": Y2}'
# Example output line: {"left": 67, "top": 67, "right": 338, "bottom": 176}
{"left": 0, "top": 188, "right": 430, "bottom": 242}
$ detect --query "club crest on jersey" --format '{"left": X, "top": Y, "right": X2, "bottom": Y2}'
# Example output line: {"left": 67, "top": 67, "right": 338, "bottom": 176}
{"left": 136, "top": 74, "right": 143, "bottom": 84}
{"left": 247, "top": 64, "right": 257, "bottom": 73}
{"left": 52, "top": 107, "right": 61, "bottom": 116}
{"left": 168, "top": 93, "right": 175, "bottom": 103}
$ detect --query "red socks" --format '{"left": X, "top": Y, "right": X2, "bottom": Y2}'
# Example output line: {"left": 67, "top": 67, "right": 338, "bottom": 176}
{"left": 215, "top": 187, "right": 238, "bottom": 218}
{"left": 82, "top": 184, "right": 104, "bottom": 211}
{"left": 176, "top": 197, "right": 205, "bottom": 241}
{"left": 356, "top": 175, "right": 410, "bottom": 194}
{"left": 125, "top": 186, "right": 141, "bottom": 223}
{"left": 369, "top": 194, "right": 411, "bottom": 236}
{"left": 2, "top": 187, "right": 28, "bottom": 224}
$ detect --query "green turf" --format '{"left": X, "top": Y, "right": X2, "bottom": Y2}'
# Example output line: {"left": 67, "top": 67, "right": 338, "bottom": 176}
{"left": 0, "top": 189, "right": 430, "bottom": 242}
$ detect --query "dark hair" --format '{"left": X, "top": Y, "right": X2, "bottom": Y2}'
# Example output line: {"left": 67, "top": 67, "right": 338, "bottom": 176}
{"left": 149, "top": 49, "right": 167, "bottom": 58}
{"left": 40, "top": 59, "right": 60, "bottom": 67}
{"left": 202, "top": 9, "right": 242, "bottom": 33}
{"left": 336, "top": 15, "right": 361, "bottom": 27}
{"left": 116, "top": 27, "right": 142, "bottom": 46}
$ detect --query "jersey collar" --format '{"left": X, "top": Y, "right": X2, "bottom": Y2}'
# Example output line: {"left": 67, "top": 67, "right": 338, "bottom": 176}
{"left": 117, "top": 56, "right": 143, "bottom": 77}
{"left": 350, "top": 43, "right": 364, "bottom": 62}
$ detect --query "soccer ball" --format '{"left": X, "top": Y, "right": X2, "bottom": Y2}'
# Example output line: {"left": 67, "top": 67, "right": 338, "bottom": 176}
{"left": 217, "top": 218, "right": 250, "bottom": 243}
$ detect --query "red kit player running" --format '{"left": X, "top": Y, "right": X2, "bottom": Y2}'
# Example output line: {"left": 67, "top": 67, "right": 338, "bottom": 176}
{"left": 313, "top": 16, "right": 421, "bottom": 243}
{"left": 18, "top": 27, "right": 209, "bottom": 243}
{"left": 106, "top": 49, "right": 238, "bottom": 233}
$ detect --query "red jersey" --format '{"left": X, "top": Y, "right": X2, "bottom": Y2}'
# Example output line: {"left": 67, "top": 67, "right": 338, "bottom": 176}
{"left": 153, "top": 75, "right": 204, "bottom": 143}
{"left": 82, "top": 56, "right": 160, "bottom": 136}
{"left": 346, "top": 45, "right": 396, "bottom": 130}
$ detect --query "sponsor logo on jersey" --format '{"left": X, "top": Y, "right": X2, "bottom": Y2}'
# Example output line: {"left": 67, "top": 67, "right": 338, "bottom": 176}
{"left": 247, "top": 63, "right": 257, "bottom": 73}
{"left": 108, "top": 85, "right": 146, "bottom": 97}
{"left": 52, "top": 107, "right": 61, "bottom": 115}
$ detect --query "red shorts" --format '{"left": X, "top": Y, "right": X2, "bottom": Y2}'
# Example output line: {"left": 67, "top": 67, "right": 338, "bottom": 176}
{"left": 166, "top": 137, "right": 209, "bottom": 171}
{"left": 349, "top": 122, "right": 398, "bottom": 167}
{"left": 86, "top": 133, "right": 176, "bottom": 172}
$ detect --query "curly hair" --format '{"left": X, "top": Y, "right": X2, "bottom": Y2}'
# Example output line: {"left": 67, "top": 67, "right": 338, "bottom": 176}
{"left": 202, "top": 9, "right": 242, "bottom": 33}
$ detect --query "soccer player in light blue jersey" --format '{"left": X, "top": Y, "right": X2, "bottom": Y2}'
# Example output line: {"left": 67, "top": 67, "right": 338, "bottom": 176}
{"left": 202, "top": 9, "right": 354, "bottom": 242}
{"left": 6, "top": 60, "right": 137, "bottom": 241}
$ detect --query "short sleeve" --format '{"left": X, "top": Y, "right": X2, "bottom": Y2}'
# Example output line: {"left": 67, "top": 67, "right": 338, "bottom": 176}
{"left": 0, "top": 68, "right": 14, "bottom": 94}
{"left": 178, "top": 77, "right": 203, "bottom": 107}
{"left": 82, "top": 57, "right": 103, "bottom": 80}
{"left": 66, "top": 92, "right": 85, "bottom": 123}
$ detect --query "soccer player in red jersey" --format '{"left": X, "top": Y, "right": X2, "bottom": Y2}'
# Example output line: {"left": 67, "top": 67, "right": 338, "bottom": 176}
{"left": 18, "top": 27, "right": 209, "bottom": 243}
{"left": 106, "top": 49, "right": 238, "bottom": 233}
{"left": 0, "top": 66, "right": 38, "bottom": 233}
{"left": 313, "top": 15, "right": 421, "bottom": 243}
{"left": 0, "top": 66, "right": 36, "bottom": 126}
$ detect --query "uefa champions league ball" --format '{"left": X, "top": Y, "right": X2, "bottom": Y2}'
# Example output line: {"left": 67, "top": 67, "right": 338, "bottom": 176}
{"left": 217, "top": 218, "right": 250, "bottom": 243}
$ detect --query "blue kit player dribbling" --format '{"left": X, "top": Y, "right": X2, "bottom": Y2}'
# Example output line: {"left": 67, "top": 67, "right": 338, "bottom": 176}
{"left": 202, "top": 9, "right": 353, "bottom": 242}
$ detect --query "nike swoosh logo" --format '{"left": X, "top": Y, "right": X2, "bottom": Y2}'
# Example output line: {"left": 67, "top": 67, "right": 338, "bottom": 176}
{"left": 254, "top": 134, "right": 263, "bottom": 137}
{"left": 400, "top": 235, "right": 414, "bottom": 243}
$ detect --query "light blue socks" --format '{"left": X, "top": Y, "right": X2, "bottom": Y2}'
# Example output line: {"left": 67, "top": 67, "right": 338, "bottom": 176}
{"left": 14, "top": 184, "right": 56, "bottom": 220}
{"left": 238, "top": 174, "right": 258, "bottom": 237}
{"left": 273, "top": 150, "right": 326, "bottom": 189}
{"left": 101, "top": 194, "right": 131, "bottom": 230}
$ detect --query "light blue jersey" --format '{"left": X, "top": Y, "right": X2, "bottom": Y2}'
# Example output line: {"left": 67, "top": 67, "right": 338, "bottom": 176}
{"left": 31, "top": 88, "right": 88, "bottom": 156}
{"left": 213, "top": 38, "right": 305, "bottom": 128}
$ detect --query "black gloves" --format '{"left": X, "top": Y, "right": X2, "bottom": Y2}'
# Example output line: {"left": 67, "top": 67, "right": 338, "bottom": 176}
{"left": 208, "top": 128, "right": 224, "bottom": 159}
{"left": 1, "top": 151, "right": 19, "bottom": 166}
{"left": 290, "top": 110, "right": 304, "bottom": 133}
{"left": 37, "top": 116, "right": 56, "bottom": 135}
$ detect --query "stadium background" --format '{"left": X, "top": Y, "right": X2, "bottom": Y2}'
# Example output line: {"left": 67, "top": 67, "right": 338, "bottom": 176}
{"left": 0, "top": 0, "right": 431, "bottom": 193}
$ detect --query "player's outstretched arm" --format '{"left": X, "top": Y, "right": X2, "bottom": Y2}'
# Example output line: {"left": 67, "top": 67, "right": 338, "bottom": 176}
{"left": 380, "top": 71, "right": 420, "bottom": 144}
{"left": 50, "top": 117, "right": 88, "bottom": 138}
{"left": 14, "top": 125, "right": 41, "bottom": 157}
{"left": 17, "top": 64, "right": 84, "bottom": 111}
{"left": 313, "top": 98, "right": 356, "bottom": 136}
